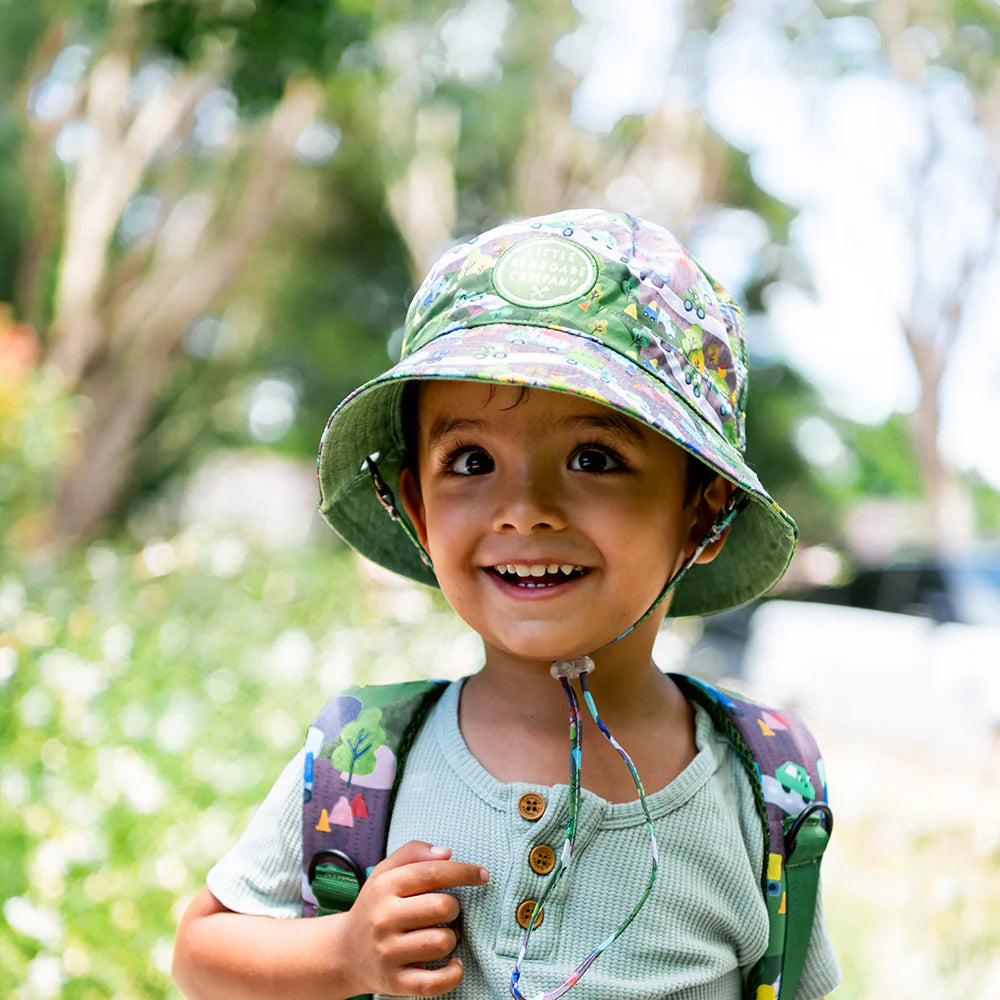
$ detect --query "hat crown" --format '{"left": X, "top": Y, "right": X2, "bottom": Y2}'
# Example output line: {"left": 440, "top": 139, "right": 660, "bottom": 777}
{"left": 404, "top": 210, "right": 749, "bottom": 451}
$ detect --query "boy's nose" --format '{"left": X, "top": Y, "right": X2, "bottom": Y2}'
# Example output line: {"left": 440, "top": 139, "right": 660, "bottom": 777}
{"left": 491, "top": 467, "right": 568, "bottom": 534}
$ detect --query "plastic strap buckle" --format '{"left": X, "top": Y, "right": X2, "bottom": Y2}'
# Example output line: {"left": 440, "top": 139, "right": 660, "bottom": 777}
{"left": 786, "top": 801, "right": 834, "bottom": 858}
{"left": 308, "top": 848, "right": 367, "bottom": 889}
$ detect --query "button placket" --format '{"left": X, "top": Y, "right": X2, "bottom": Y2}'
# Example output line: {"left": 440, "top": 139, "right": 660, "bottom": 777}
{"left": 497, "top": 786, "right": 569, "bottom": 959}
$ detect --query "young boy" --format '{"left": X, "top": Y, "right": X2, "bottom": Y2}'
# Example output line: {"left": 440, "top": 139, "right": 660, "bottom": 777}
{"left": 173, "top": 210, "right": 840, "bottom": 999}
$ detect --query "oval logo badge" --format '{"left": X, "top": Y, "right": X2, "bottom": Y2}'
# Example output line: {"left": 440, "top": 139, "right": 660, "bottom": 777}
{"left": 492, "top": 238, "right": 598, "bottom": 308}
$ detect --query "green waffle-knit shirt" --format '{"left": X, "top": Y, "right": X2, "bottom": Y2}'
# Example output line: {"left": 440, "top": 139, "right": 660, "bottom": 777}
{"left": 207, "top": 678, "right": 841, "bottom": 999}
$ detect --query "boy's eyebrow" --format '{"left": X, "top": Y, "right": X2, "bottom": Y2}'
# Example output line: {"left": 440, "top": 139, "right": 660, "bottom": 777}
{"left": 560, "top": 413, "right": 646, "bottom": 444}
{"left": 425, "top": 412, "right": 646, "bottom": 448}
{"left": 425, "top": 416, "right": 486, "bottom": 448}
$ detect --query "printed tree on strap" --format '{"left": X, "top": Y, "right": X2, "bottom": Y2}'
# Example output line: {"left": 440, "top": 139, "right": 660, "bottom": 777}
{"left": 329, "top": 708, "right": 386, "bottom": 787}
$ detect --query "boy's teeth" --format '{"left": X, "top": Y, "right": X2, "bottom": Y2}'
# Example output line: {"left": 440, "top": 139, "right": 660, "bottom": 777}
{"left": 494, "top": 563, "right": 584, "bottom": 577}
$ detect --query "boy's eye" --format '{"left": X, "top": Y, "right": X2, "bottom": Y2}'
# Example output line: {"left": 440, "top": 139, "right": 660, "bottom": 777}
{"left": 448, "top": 448, "right": 494, "bottom": 476}
{"left": 569, "top": 446, "right": 621, "bottom": 473}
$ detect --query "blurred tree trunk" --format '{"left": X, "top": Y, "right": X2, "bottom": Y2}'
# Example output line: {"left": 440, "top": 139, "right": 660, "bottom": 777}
{"left": 897, "top": 119, "right": 981, "bottom": 553}
{"left": 384, "top": 102, "right": 460, "bottom": 281}
{"left": 875, "top": 1, "right": 995, "bottom": 551}
{"left": 33, "top": 31, "right": 322, "bottom": 539}
{"left": 903, "top": 319, "right": 974, "bottom": 551}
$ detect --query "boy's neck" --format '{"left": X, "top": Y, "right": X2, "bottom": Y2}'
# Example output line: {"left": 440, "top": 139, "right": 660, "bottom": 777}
{"left": 459, "top": 618, "right": 698, "bottom": 800}
{"left": 470, "top": 617, "right": 676, "bottom": 722}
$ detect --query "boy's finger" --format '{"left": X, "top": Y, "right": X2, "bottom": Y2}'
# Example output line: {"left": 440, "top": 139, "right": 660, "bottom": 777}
{"left": 370, "top": 841, "right": 452, "bottom": 878}
{"left": 391, "top": 925, "right": 459, "bottom": 964}
{"left": 390, "top": 889, "right": 461, "bottom": 931}
{"left": 395, "top": 956, "right": 464, "bottom": 998}
{"left": 390, "top": 860, "right": 489, "bottom": 897}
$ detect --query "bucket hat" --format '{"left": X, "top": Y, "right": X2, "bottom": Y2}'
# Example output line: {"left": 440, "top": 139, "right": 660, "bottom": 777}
{"left": 316, "top": 209, "right": 797, "bottom": 617}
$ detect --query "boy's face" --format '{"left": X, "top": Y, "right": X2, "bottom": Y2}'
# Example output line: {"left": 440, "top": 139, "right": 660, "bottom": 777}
{"left": 400, "top": 381, "right": 721, "bottom": 666}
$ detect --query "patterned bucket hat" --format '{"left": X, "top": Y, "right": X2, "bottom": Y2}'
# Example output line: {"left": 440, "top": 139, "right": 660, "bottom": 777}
{"left": 317, "top": 209, "right": 797, "bottom": 617}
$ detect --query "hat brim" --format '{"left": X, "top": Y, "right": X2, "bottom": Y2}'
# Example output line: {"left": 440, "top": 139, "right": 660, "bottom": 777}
{"left": 318, "top": 325, "right": 797, "bottom": 617}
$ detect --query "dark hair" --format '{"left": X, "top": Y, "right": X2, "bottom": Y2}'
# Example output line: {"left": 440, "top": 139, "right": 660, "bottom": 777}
{"left": 401, "top": 381, "right": 529, "bottom": 476}
{"left": 400, "top": 380, "right": 718, "bottom": 503}
{"left": 401, "top": 380, "right": 421, "bottom": 470}
{"left": 682, "top": 452, "right": 720, "bottom": 505}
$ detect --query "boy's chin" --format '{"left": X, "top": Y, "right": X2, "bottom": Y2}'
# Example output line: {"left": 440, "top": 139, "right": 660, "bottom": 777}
{"left": 485, "top": 636, "right": 595, "bottom": 668}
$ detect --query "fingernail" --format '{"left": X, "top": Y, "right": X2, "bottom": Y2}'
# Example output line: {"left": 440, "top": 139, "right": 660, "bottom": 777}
{"left": 429, "top": 844, "right": 450, "bottom": 857}
{"left": 479, "top": 867, "right": 489, "bottom": 883}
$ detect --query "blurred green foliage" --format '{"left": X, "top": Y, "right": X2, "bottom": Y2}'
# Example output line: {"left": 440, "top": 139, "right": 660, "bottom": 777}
{"left": 0, "top": 117, "right": 31, "bottom": 308}
{"left": 141, "top": 0, "right": 372, "bottom": 103}
{"left": 0, "top": 537, "right": 352, "bottom": 994}
{"left": 0, "top": 365, "right": 77, "bottom": 554}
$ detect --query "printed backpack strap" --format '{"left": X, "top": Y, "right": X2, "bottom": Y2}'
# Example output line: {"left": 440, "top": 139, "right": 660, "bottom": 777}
{"left": 671, "top": 674, "right": 832, "bottom": 1000}
{"left": 300, "top": 679, "right": 448, "bottom": 918}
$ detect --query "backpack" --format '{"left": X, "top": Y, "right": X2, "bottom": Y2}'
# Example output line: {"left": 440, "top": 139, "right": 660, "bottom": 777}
{"left": 301, "top": 675, "right": 832, "bottom": 1000}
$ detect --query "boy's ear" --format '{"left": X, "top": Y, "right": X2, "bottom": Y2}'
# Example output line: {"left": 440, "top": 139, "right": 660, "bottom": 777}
{"left": 685, "top": 475, "right": 737, "bottom": 566}
{"left": 398, "top": 466, "right": 429, "bottom": 549}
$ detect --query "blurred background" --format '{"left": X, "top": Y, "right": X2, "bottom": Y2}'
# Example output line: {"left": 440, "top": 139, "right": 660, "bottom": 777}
{"left": 1, "top": 0, "right": 999, "bottom": 996}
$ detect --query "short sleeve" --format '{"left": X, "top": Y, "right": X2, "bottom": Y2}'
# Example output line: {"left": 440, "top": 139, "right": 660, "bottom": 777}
{"left": 205, "top": 749, "right": 305, "bottom": 919}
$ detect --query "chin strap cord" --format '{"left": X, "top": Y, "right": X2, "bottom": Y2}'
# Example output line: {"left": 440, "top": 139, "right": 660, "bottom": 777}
{"left": 362, "top": 452, "right": 433, "bottom": 568}
{"left": 509, "top": 492, "right": 749, "bottom": 1000}
{"left": 593, "top": 491, "right": 749, "bottom": 653}
{"left": 509, "top": 658, "right": 660, "bottom": 1000}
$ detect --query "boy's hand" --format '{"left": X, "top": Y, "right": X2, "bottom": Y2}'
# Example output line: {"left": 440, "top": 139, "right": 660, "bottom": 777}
{"left": 339, "top": 840, "right": 489, "bottom": 998}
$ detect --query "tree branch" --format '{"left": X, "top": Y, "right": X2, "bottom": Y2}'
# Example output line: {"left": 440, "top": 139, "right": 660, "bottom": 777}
{"left": 385, "top": 101, "right": 459, "bottom": 279}
{"left": 111, "top": 77, "right": 323, "bottom": 357}
{"left": 46, "top": 57, "right": 216, "bottom": 386}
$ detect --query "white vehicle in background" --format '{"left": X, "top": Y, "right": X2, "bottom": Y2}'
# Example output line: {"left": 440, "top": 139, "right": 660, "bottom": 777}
{"left": 686, "top": 559, "right": 1000, "bottom": 749}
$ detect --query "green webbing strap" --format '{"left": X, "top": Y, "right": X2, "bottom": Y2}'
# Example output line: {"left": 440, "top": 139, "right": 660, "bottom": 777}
{"left": 312, "top": 861, "right": 363, "bottom": 916}
{"left": 303, "top": 681, "right": 447, "bottom": 1000}
{"left": 780, "top": 814, "right": 830, "bottom": 999}
{"left": 671, "top": 676, "right": 832, "bottom": 999}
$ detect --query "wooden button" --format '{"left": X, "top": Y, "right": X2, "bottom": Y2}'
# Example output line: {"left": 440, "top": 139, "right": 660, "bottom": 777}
{"left": 516, "top": 898, "right": 544, "bottom": 930}
{"left": 517, "top": 792, "right": 546, "bottom": 821}
{"left": 528, "top": 844, "right": 557, "bottom": 875}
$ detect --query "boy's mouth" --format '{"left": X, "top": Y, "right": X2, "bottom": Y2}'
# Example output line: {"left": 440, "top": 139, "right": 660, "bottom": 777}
{"left": 487, "top": 563, "right": 589, "bottom": 589}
